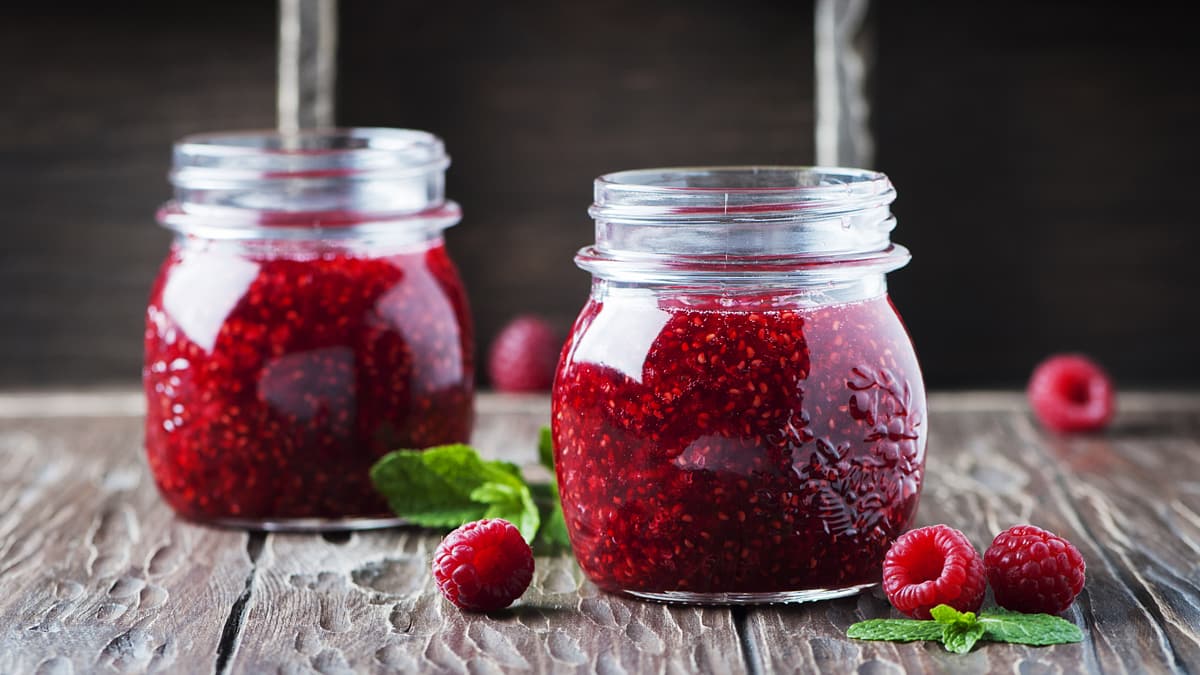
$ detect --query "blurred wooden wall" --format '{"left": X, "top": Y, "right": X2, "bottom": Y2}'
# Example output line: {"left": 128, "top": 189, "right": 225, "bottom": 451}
{"left": 0, "top": 3, "right": 276, "bottom": 385}
{"left": 1, "top": 1, "right": 1197, "bottom": 388}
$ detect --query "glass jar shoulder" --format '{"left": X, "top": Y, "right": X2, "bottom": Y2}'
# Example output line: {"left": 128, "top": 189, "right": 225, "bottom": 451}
{"left": 556, "top": 288, "right": 922, "bottom": 387}
{"left": 146, "top": 237, "right": 470, "bottom": 357}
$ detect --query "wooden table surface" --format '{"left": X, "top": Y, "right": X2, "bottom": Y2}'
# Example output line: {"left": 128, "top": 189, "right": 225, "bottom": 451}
{"left": 1, "top": 391, "right": 1197, "bottom": 674}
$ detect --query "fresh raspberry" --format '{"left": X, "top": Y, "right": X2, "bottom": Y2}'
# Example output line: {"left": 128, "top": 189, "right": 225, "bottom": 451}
{"left": 432, "top": 519, "right": 534, "bottom": 612}
{"left": 882, "top": 525, "right": 986, "bottom": 619}
{"left": 1027, "top": 354, "right": 1115, "bottom": 433}
{"left": 488, "top": 315, "right": 561, "bottom": 392}
{"left": 985, "top": 525, "right": 1085, "bottom": 614}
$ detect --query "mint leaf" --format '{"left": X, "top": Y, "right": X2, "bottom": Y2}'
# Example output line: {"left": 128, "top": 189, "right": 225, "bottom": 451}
{"left": 478, "top": 458, "right": 526, "bottom": 487}
{"left": 529, "top": 488, "right": 571, "bottom": 555}
{"left": 929, "top": 604, "right": 974, "bottom": 625}
{"left": 928, "top": 604, "right": 984, "bottom": 653}
{"left": 370, "top": 444, "right": 539, "bottom": 542}
{"left": 978, "top": 608, "right": 1083, "bottom": 646}
{"left": 942, "top": 622, "right": 985, "bottom": 654}
{"left": 847, "top": 619, "right": 944, "bottom": 642}
{"left": 371, "top": 436, "right": 573, "bottom": 553}
{"left": 531, "top": 426, "right": 571, "bottom": 554}
{"left": 470, "top": 481, "right": 521, "bottom": 504}
{"left": 470, "top": 481, "right": 540, "bottom": 543}
{"left": 537, "top": 498, "right": 571, "bottom": 549}
{"left": 848, "top": 605, "right": 1083, "bottom": 653}
{"left": 538, "top": 426, "right": 555, "bottom": 472}
{"left": 369, "top": 445, "right": 492, "bottom": 528}
{"left": 529, "top": 482, "right": 555, "bottom": 502}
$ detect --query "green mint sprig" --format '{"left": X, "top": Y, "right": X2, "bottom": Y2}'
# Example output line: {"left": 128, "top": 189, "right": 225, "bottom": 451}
{"left": 848, "top": 604, "right": 1082, "bottom": 654}
{"left": 974, "top": 607, "right": 1085, "bottom": 645}
{"left": 369, "top": 427, "right": 570, "bottom": 554}
{"left": 533, "top": 426, "right": 571, "bottom": 552}
{"left": 932, "top": 605, "right": 987, "bottom": 653}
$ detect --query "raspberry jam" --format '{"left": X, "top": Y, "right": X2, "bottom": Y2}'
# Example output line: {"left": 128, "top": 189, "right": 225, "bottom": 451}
{"left": 553, "top": 167, "right": 926, "bottom": 603}
{"left": 144, "top": 129, "right": 473, "bottom": 529}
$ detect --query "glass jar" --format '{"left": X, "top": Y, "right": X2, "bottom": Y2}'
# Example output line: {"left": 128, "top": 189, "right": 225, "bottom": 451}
{"left": 144, "top": 129, "right": 474, "bottom": 530}
{"left": 552, "top": 167, "right": 926, "bottom": 603}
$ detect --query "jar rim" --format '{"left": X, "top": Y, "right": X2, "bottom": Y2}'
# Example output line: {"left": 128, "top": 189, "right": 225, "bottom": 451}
{"left": 162, "top": 128, "right": 456, "bottom": 238}
{"left": 171, "top": 128, "right": 449, "bottom": 185}
{"left": 582, "top": 165, "right": 906, "bottom": 283}
{"left": 591, "top": 166, "right": 894, "bottom": 222}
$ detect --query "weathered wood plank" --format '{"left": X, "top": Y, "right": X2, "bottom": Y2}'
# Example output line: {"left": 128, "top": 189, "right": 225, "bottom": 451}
{"left": 227, "top": 407, "right": 746, "bottom": 674}
{"left": 1, "top": 392, "right": 1196, "bottom": 674}
{"left": 743, "top": 405, "right": 1200, "bottom": 673}
{"left": 1014, "top": 407, "right": 1200, "bottom": 672}
{"left": 0, "top": 417, "right": 252, "bottom": 674}
{"left": 230, "top": 531, "right": 745, "bottom": 674}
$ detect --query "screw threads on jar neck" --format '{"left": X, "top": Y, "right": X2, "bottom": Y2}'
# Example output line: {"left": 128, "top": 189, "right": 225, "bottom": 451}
{"left": 579, "top": 166, "right": 909, "bottom": 284}
{"left": 158, "top": 128, "right": 460, "bottom": 240}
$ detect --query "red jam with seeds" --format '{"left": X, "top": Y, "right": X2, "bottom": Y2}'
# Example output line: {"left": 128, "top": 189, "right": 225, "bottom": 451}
{"left": 553, "top": 166, "right": 925, "bottom": 602}
{"left": 554, "top": 294, "right": 923, "bottom": 596}
{"left": 144, "top": 129, "right": 472, "bottom": 528}
{"left": 145, "top": 240, "right": 472, "bottom": 522}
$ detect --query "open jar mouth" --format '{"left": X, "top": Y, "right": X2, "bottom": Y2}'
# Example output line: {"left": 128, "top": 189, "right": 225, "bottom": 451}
{"left": 591, "top": 166, "right": 895, "bottom": 221}
{"left": 159, "top": 128, "right": 459, "bottom": 239}
{"left": 581, "top": 166, "right": 907, "bottom": 283}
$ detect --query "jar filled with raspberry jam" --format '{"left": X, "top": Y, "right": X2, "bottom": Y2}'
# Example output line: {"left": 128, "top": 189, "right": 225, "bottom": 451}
{"left": 145, "top": 129, "right": 473, "bottom": 530}
{"left": 553, "top": 167, "right": 925, "bottom": 603}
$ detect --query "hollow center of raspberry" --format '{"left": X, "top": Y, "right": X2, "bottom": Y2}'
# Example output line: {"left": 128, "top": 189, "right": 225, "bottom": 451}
{"left": 472, "top": 543, "right": 515, "bottom": 586}
{"left": 907, "top": 550, "right": 945, "bottom": 584}
{"left": 1058, "top": 377, "right": 1091, "bottom": 405}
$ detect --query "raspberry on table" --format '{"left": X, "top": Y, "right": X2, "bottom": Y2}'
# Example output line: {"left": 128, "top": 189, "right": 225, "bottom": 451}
{"left": 882, "top": 524, "right": 986, "bottom": 619}
{"left": 432, "top": 519, "right": 534, "bottom": 612}
{"left": 488, "top": 315, "right": 561, "bottom": 392}
{"left": 985, "top": 524, "right": 1086, "bottom": 614}
{"left": 1027, "top": 353, "right": 1115, "bottom": 433}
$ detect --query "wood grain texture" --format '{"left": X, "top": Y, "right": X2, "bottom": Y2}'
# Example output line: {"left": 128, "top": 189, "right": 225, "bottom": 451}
{"left": 1019, "top": 407, "right": 1200, "bottom": 672}
{"left": 227, "top": 402, "right": 745, "bottom": 674}
{"left": 230, "top": 532, "right": 743, "bottom": 674}
{"left": 0, "top": 417, "right": 252, "bottom": 674}
{"left": 0, "top": 392, "right": 1197, "bottom": 674}
{"left": 743, "top": 404, "right": 1200, "bottom": 674}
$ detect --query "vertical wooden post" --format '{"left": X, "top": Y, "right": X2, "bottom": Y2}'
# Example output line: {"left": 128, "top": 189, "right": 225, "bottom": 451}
{"left": 815, "top": 0, "right": 875, "bottom": 169}
{"left": 278, "top": 0, "right": 338, "bottom": 132}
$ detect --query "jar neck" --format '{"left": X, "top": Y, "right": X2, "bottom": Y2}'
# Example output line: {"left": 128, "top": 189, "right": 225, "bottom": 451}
{"left": 172, "top": 231, "right": 445, "bottom": 259}
{"left": 579, "top": 166, "right": 908, "bottom": 285}
{"left": 158, "top": 128, "right": 460, "bottom": 242}
{"left": 591, "top": 273, "right": 888, "bottom": 307}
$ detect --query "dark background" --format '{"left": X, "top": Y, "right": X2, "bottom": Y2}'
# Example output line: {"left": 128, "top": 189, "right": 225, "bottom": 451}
{"left": 2, "top": 2, "right": 1197, "bottom": 389}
